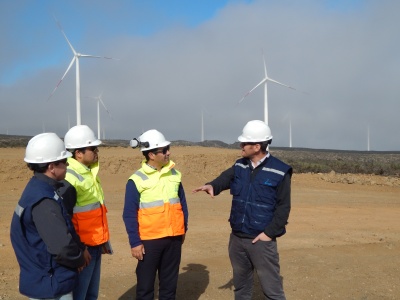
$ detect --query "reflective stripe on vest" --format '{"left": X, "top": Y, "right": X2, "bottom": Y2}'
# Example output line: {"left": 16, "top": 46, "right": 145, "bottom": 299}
{"left": 66, "top": 169, "right": 84, "bottom": 182}
{"left": 235, "top": 162, "right": 249, "bottom": 169}
{"left": 73, "top": 202, "right": 101, "bottom": 213}
{"left": 139, "top": 198, "right": 181, "bottom": 209}
{"left": 14, "top": 204, "right": 24, "bottom": 217}
{"left": 262, "top": 167, "right": 285, "bottom": 176}
{"left": 134, "top": 171, "right": 148, "bottom": 181}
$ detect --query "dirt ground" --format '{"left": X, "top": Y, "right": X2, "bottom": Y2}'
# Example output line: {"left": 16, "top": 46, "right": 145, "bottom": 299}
{"left": 0, "top": 146, "right": 399, "bottom": 300}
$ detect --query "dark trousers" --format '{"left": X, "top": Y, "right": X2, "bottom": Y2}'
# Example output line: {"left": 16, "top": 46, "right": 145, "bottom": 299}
{"left": 136, "top": 236, "right": 183, "bottom": 300}
{"left": 228, "top": 233, "right": 286, "bottom": 300}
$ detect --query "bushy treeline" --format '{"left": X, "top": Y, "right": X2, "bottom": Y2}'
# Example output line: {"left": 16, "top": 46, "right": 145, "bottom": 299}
{"left": 273, "top": 149, "right": 400, "bottom": 176}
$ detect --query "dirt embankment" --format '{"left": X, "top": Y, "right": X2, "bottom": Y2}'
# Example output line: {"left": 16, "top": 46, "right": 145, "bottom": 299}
{"left": 0, "top": 147, "right": 399, "bottom": 300}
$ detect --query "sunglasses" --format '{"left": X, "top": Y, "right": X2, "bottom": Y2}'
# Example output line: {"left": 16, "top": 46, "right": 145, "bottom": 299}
{"left": 85, "top": 146, "right": 98, "bottom": 152}
{"left": 54, "top": 158, "right": 68, "bottom": 165}
{"left": 152, "top": 145, "right": 170, "bottom": 155}
{"left": 240, "top": 142, "right": 258, "bottom": 148}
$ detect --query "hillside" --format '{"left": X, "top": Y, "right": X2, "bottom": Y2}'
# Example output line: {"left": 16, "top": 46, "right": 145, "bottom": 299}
{"left": 1, "top": 134, "right": 399, "bottom": 176}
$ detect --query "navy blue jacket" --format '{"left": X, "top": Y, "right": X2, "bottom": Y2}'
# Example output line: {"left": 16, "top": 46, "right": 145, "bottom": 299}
{"left": 10, "top": 175, "right": 81, "bottom": 298}
{"left": 209, "top": 154, "right": 292, "bottom": 238}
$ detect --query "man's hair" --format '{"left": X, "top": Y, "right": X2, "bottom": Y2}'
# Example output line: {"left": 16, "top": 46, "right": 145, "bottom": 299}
{"left": 142, "top": 150, "right": 151, "bottom": 161}
{"left": 27, "top": 163, "right": 49, "bottom": 173}
{"left": 259, "top": 140, "right": 272, "bottom": 153}
{"left": 68, "top": 148, "right": 85, "bottom": 159}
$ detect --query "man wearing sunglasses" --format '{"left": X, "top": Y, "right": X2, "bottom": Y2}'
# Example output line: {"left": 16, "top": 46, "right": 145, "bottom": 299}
{"left": 123, "top": 129, "right": 189, "bottom": 300}
{"left": 10, "top": 133, "right": 90, "bottom": 300}
{"left": 193, "top": 120, "right": 292, "bottom": 300}
{"left": 59, "top": 125, "right": 110, "bottom": 300}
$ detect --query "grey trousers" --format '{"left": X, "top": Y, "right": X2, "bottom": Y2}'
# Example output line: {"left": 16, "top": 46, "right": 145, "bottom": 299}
{"left": 228, "top": 233, "right": 286, "bottom": 300}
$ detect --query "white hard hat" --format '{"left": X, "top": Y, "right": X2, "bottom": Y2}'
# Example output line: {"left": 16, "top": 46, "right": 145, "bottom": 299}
{"left": 24, "top": 133, "right": 72, "bottom": 164}
{"left": 64, "top": 125, "right": 101, "bottom": 149}
{"left": 133, "top": 129, "right": 170, "bottom": 151}
{"left": 238, "top": 120, "right": 273, "bottom": 143}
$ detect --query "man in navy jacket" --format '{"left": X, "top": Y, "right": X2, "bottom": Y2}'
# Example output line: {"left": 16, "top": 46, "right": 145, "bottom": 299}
{"left": 10, "top": 133, "right": 90, "bottom": 300}
{"left": 193, "top": 120, "right": 292, "bottom": 300}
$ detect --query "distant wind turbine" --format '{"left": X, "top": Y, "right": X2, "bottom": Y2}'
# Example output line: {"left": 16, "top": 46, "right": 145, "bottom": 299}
{"left": 201, "top": 110, "right": 204, "bottom": 142}
{"left": 367, "top": 125, "right": 370, "bottom": 151}
{"left": 201, "top": 107, "right": 211, "bottom": 142}
{"left": 282, "top": 113, "right": 293, "bottom": 148}
{"left": 239, "top": 50, "right": 298, "bottom": 125}
{"left": 86, "top": 93, "right": 112, "bottom": 139}
{"left": 48, "top": 16, "right": 118, "bottom": 125}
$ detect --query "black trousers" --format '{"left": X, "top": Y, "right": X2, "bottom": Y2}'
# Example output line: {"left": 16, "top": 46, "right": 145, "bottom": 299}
{"left": 136, "top": 236, "right": 183, "bottom": 300}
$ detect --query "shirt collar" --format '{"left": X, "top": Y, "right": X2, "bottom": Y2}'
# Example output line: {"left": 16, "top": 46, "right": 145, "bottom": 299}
{"left": 251, "top": 152, "right": 270, "bottom": 168}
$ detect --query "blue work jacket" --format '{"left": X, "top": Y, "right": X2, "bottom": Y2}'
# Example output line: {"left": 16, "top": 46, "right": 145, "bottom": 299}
{"left": 229, "top": 156, "right": 292, "bottom": 237}
{"left": 10, "top": 176, "right": 78, "bottom": 298}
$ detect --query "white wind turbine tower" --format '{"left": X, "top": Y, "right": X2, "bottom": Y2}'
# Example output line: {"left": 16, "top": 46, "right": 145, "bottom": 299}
{"left": 48, "top": 16, "right": 118, "bottom": 125}
{"left": 282, "top": 113, "right": 293, "bottom": 148}
{"left": 87, "top": 93, "right": 112, "bottom": 139}
{"left": 201, "top": 109, "right": 204, "bottom": 142}
{"left": 239, "top": 51, "right": 297, "bottom": 125}
{"left": 201, "top": 107, "right": 211, "bottom": 142}
{"left": 367, "top": 125, "right": 370, "bottom": 151}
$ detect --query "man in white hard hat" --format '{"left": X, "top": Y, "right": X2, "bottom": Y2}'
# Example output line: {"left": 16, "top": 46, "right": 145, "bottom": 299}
{"left": 193, "top": 120, "right": 292, "bottom": 300}
{"left": 59, "top": 125, "right": 111, "bottom": 300}
{"left": 10, "top": 133, "right": 90, "bottom": 300}
{"left": 123, "top": 129, "right": 189, "bottom": 300}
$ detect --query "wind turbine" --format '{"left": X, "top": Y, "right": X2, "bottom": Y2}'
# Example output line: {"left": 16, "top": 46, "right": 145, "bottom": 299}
{"left": 239, "top": 51, "right": 297, "bottom": 125}
{"left": 201, "top": 109, "right": 204, "bottom": 142}
{"left": 201, "top": 107, "right": 211, "bottom": 142}
{"left": 367, "top": 125, "right": 370, "bottom": 151}
{"left": 86, "top": 93, "right": 112, "bottom": 139}
{"left": 48, "top": 16, "right": 118, "bottom": 125}
{"left": 282, "top": 113, "right": 293, "bottom": 148}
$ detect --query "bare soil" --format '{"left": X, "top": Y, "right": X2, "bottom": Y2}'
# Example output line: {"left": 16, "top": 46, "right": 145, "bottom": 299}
{"left": 0, "top": 147, "right": 399, "bottom": 300}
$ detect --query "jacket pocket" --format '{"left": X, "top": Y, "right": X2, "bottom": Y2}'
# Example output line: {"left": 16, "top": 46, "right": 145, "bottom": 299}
{"left": 230, "top": 177, "right": 242, "bottom": 195}
{"left": 252, "top": 179, "right": 279, "bottom": 205}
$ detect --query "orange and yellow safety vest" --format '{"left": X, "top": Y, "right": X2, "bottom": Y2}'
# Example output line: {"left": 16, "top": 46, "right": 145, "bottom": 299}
{"left": 129, "top": 160, "right": 185, "bottom": 240}
{"left": 65, "top": 158, "right": 109, "bottom": 246}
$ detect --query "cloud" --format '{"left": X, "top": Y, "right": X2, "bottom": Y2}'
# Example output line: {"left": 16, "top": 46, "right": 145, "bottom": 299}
{"left": 1, "top": 0, "right": 400, "bottom": 151}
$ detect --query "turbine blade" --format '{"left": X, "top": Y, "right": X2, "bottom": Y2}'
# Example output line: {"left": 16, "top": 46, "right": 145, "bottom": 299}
{"left": 99, "top": 97, "right": 112, "bottom": 118}
{"left": 79, "top": 54, "right": 120, "bottom": 60}
{"left": 239, "top": 78, "right": 267, "bottom": 103}
{"left": 262, "top": 49, "right": 267, "bottom": 77}
{"left": 53, "top": 16, "right": 78, "bottom": 55}
{"left": 47, "top": 57, "right": 76, "bottom": 101}
{"left": 266, "top": 77, "right": 297, "bottom": 90}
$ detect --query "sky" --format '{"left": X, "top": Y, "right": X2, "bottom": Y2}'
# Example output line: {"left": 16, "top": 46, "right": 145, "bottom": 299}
{"left": 1, "top": 0, "right": 399, "bottom": 151}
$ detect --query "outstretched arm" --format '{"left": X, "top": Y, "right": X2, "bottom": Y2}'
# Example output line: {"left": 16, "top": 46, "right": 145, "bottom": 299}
{"left": 192, "top": 184, "right": 215, "bottom": 198}
{"left": 192, "top": 166, "right": 235, "bottom": 197}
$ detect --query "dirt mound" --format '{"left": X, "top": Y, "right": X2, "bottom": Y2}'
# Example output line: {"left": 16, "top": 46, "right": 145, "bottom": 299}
{"left": 319, "top": 170, "right": 400, "bottom": 187}
{"left": 1, "top": 147, "right": 399, "bottom": 299}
